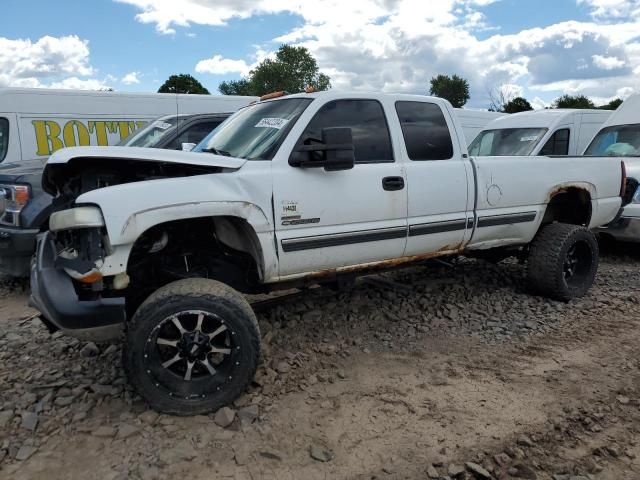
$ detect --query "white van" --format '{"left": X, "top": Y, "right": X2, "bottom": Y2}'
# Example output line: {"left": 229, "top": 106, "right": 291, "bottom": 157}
{"left": 453, "top": 108, "right": 507, "bottom": 146}
{"left": 0, "top": 88, "right": 257, "bottom": 164}
{"left": 584, "top": 95, "right": 640, "bottom": 242}
{"left": 468, "top": 109, "right": 612, "bottom": 157}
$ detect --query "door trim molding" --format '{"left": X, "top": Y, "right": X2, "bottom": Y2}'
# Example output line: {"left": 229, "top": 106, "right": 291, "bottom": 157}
{"left": 409, "top": 218, "right": 468, "bottom": 237}
{"left": 281, "top": 226, "right": 407, "bottom": 252}
{"left": 477, "top": 211, "right": 537, "bottom": 228}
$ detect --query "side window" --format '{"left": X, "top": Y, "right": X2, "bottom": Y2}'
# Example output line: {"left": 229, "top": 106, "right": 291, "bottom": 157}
{"left": 395, "top": 101, "right": 454, "bottom": 160}
{"left": 297, "top": 100, "right": 394, "bottom": 163}
{"left": 167, "top": 121, "right": 223, "bottom": 149}
{"left": 540, "top": 129, "right": 570, "bottom": 156}
{"left": 0, "top": 118, "right": 8, "bottom": 162}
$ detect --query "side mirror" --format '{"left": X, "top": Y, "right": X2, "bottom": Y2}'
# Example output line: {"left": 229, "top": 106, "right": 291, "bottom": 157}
{"left": 290, "top": 127, "right": 355, "bottom": 171}
{"left": 181, "top": 142, "right": 196, "bottom": 152}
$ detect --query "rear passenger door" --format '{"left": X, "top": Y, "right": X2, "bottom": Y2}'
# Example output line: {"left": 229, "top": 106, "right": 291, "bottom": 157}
{"left": 397, "top": 101, "right": 472, "bottom": 257}
{"left": 273, "top": 98, "right": 408, "bottom": 277}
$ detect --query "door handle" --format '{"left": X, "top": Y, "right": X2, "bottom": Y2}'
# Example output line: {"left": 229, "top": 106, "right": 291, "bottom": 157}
{"left": 382, "top": 176, "right": 405, "bottom": 191}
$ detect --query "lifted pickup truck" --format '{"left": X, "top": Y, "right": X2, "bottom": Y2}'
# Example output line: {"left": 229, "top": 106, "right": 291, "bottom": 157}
{"left": 31, "top": 92, "right": 626, "bottom": 415}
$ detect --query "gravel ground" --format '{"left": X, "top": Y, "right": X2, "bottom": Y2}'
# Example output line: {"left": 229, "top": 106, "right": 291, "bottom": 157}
{"left": 0, "top": 243, "right": 639, "bottom": 479}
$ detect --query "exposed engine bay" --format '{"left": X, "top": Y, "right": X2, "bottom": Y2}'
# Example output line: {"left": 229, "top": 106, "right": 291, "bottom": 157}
{"left": 43, "top": 157, "right": 224, "bottom": 208}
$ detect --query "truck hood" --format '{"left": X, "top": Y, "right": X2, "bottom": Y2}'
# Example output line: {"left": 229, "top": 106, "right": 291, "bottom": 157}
{"left": 47, "top": 146, "right": 247, "bottom": 170}
{"left": 0, "top": 158, "right": 46, "bottom": 183}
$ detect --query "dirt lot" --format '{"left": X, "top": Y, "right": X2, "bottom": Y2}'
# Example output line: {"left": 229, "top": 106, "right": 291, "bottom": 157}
{"left": 0, "top": 244, "right": 639, "bottom": 480}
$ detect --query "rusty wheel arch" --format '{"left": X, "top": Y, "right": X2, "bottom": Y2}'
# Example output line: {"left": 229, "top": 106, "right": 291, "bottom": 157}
{"left": 542, "top": 186, "right": 592, "bottom": 227}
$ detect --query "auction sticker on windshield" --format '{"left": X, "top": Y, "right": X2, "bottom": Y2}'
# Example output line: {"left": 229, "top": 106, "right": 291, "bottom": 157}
{"left": 154, "top": 121, "right": 173, "bottom": 130}
{"left": 255, "top": 118, "right": 290, "bottom": 129}
{"left": 520, "top": 135, "right": 539, "bottom": 142}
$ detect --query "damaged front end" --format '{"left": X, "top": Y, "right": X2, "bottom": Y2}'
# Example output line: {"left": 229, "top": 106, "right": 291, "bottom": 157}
{"left": 30, "top": 200, "right": 127, "bottom": 341}
{"left": 49, "top": 206, "right": 108, "bottom": 284}
{"left": 30, "top": 228, "right": 126, "bottom": 342}
{"left": 32, "top": 150, "right": 247, "bottom": 341}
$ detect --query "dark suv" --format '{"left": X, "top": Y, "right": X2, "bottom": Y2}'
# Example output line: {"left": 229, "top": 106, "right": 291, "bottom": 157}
{"left": 0, "top": 113, "right": 229, "bottom": 277}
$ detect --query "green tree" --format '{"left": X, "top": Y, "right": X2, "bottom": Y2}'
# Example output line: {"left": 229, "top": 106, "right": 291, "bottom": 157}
{"left": 429, "top": 74, "right": 470, "bottom": 108}
{"left": 552, "top": 94, "right": 595, "bottom": 109}
{"left": 218, "top": 45, "right": 331, "bottom": 96}
{"left": 502, "top": 97, "right": 533, "bottom": 114}
{"left": 158, "top": 74, "right": 210, "bottom": 94}
{"left": 218, "top": 79, "right": 253, "bottom": 96}
{"left": 599, "top": 98, "right": 623, "bottom": 110}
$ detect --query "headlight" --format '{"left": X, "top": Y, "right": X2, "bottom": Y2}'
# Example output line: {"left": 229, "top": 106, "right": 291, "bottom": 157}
{"left": 0, "top": 184, "right": 30, "bottom": 227}
{"left": 50, "top": 206, "right": 105, "bottom": 232}
{"left": 633, "top": 185, "right": 640, "bottom": 204}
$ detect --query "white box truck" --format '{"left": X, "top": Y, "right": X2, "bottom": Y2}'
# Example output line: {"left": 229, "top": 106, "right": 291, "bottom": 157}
{"left": 0, "top": 87, "right": 257, "bottom": 164}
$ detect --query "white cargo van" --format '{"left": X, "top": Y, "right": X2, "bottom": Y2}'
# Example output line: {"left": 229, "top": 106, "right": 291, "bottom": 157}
{"left": 453, "top": 108, "right": 506, "bottom": 146}
{"left": 584, "top": 95, "right": 640, "bottom": 242}
{"left": 468, "top": 109, "right": 612, "bottom": 157}
{"left": 0, "top": 88, "right": 257, "bottom": 164}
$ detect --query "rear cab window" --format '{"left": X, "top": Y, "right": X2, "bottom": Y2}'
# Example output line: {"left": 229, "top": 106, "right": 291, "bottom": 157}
{"left": 295, "top": 99, "right": 394, "bottom": 163}
{"left": 0, "top": 118, "right": 8, "bottom": 162}
{"left": 395, "top": 101, "right": 453, "bottom": 160}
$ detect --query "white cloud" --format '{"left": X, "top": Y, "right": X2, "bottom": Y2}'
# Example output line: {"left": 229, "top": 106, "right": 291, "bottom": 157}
{"left": 49, "top": 77, "right": 111, "bottom": 90}
{"left": 578, "top": 0, "right": 640, "bottom": 19}
{"left": 122, "top": 71, "right": 141, "bottom": 84}
{"left": 117, "top": 0, "right": 640, "bottom": 106}
{"left": 0, "top": 35, "right": 110, "bottom": 90}
{"left": 195, "top": 55, "right": 251, "bottom": 75}
{"left": 592, "top": 54, "right": 626, "bottom": 69}
{"left": 530, "top": 97, "right": 550, "bottom": 110}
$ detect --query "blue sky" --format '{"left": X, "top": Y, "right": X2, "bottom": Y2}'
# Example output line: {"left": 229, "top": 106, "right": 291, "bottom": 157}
{"left": 2, "top": 0, "right": 639, "bottom": 108}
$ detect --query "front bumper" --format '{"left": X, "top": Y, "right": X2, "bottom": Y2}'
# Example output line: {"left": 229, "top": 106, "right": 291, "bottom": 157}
{"left": 29, "top": 232, "right": 126, "bottom": 341}
{"left": 0, "top": 227, "right": 39, "bottom": 277}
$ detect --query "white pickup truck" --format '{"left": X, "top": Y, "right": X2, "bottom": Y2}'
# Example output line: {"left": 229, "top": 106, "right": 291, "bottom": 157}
{"left": 31, "top": 91, "right": 627, "bottom": 415}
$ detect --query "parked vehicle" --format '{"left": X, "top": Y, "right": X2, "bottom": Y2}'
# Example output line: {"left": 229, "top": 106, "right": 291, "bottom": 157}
{"left": 584, "top": 95, "right": 640, "bottom": 242}
{"left": 0, "top": 87, "right": 256, "bottom": 163}
{"left": 0, "top": 112, "right": 231, "bottom": 277}
{"left": 31, "top": 91, "right": 626, "bottom": 414}
{"left": 468, "top": 109, "right": 611, "bottom": 157}
{"left": 453, "top": 108, "right": 507, "bottom": 146}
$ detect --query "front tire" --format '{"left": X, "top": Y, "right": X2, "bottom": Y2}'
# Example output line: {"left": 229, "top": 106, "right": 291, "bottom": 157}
{"left": 527, "top": 223, "right": 599, "bottom": 301}
{"left": 124, "top": 278, "right": 260, "bottom": 415}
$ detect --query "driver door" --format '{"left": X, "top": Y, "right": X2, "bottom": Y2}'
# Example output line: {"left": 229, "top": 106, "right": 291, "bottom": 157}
{"left": 272, "top": 98, "right": 408, "bottom": 278}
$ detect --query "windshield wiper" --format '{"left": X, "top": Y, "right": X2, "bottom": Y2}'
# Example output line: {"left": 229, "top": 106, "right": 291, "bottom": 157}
{"left": 202, "top": 147, "right": 232, "bottom": 157}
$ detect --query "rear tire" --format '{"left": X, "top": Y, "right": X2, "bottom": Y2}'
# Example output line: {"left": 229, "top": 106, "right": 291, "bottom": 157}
{"left": 123, "top": 278, "right": 260, "bottom": 415}
{"left": 527, "top": 223, "right": 598, "bottom": 301}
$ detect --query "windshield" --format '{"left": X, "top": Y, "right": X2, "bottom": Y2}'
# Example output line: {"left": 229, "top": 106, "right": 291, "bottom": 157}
{"left": 584, "top": 124, "right": 640, "bottom": 157}
{"left": 119, "top": 117, "right": 179, "bottom": 147}
{"left": 0, "top": 118, "right": 8, "bottom": 162}
{"left": 469, "top": 128, "right": 548, "bottom": 156}
{"left": 194, "top": 98, "right": 313, "bottom": 160}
